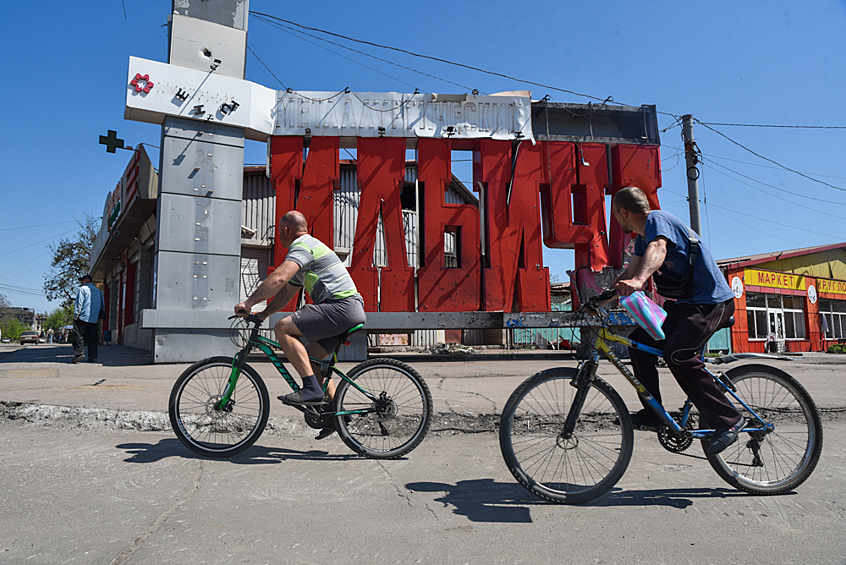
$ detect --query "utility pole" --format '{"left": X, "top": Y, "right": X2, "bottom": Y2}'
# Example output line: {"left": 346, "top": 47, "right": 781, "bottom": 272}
{"left": 682, "top": 115, "right": 702, "bottom": 235}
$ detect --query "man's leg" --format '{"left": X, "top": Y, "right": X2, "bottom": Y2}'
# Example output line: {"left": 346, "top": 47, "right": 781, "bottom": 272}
{"left": 273, "top": 316, "right": 324, "bottom": 404}
{"left": 663, "top": 301, "right": 741, "bottom": 429}
{"left": 305, "top": 341, "right": 333, "bottom": 398}
{"left": 71, "top": 319, "right": 86, "bottom": 362}
{"left": 628, "top": 326, "right": 663, "bottom": 412}
{"left": 85, "top": 322, "right": 99, "bottom": 361}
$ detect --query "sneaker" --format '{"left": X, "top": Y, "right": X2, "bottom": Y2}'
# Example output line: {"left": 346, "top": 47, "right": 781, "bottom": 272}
{"left": 706, "top": 417, "right": 747, "bottom": 455}
{"left": 630, "top": 409, "right": 662, "bottom": 429}
{"left": 278, "top": 390, "right": 325, "bottom": 406}
{"left": 71, "top": 355, "right": 85, "bottom": 364}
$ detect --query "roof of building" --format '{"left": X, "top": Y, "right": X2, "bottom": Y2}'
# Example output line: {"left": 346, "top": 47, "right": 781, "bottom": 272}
{"left": 718, "top": 242, "right": 846, "bottom": 269}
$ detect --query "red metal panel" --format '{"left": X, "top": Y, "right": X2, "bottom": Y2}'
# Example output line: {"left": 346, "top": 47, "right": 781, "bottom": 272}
{"left": 417, "top": 138, "right": 481, "bottom": 311}
{"left": 539, "top": 142, "right": 610, "bottom": 271}
{"left": 608, "top": 145, "right": 662, "bottom": 269}
{"left": 102, "top": 284, "right": 110, "bottom": 338}
{"left": 351, "top": 137, "right": 414, "bottom": 311}
{"left": 124, "top": 262, "right": 136, "bottom": 327}
{"left": 270, "top": 136, "right": 304, "bottom": 312}
{"left": 298, "top": 137, "right": 339, "bottom": 247}
{"left": 475, "top": 139, "right": 550, "bottom": 312}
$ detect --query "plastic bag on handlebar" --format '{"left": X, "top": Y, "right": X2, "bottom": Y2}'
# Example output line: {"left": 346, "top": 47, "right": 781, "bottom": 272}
{"left": 619, "top": 291, "right": 667, "bottom": 341}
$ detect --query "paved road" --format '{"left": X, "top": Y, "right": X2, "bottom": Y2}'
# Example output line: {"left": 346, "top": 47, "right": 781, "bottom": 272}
{"left": 2, "top": 343, "right": 845, "bottom": 564}
{"left": 2, "top": 417, "right": 844, "bottom": 564}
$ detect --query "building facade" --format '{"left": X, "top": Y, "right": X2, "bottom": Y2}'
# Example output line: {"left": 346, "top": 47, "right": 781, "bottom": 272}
{"left": 718, "top": 243, "right": 846, "bottom": 353}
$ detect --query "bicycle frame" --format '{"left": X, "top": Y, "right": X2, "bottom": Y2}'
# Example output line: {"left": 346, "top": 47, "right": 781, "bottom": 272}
{"left": 214, "top": 324, "right": 377, "bottom": 415}
{"left": 585, "top": 310, "right": 773, "bottom": 439}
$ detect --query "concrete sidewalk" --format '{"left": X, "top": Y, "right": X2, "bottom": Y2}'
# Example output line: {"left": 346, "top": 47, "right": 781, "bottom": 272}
{"left": 1, "top": 343, "right": 844, "bottom": 432}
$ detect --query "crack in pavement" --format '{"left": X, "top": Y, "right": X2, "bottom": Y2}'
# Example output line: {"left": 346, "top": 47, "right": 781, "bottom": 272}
{"left": 109, "top": 459, "right": 204, "bottom": 565}
{"left": 376, "top": 460, "right": 439, "bottom": 521}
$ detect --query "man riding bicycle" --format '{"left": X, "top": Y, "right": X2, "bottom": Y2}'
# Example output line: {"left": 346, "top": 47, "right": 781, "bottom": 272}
{"left": 611, "top": 186, "right": 744, "bottom": 455}
{"left": 234, "top": 210, "right": 366, "bottom": 439}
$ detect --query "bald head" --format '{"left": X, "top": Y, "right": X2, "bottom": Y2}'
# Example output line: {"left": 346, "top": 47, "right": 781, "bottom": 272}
{"left": 280, "top": 210, "right": 308, "bottom": 233}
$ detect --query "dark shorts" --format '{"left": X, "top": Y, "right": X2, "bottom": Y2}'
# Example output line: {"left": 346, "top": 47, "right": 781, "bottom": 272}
{"left": 291, "top": 297, "right": 366, "bottom": 353}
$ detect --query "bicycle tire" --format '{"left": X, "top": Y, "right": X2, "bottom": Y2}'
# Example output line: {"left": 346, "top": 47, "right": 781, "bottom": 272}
{"left": 334, "top": 358, "right": 433, "bottom": 459}
{"left": 703, "top": 364, "right": 823, "bottom": 495}
{"left": 169, "top": 357, "right": 270, "bottom": 458}
{"left": 500, "top": 367, "right": 634, "bottom": 504}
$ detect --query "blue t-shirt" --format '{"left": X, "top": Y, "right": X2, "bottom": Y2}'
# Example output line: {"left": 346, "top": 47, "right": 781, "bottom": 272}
{"left": 634, "top": 210, "right": 733, "bottom": 305}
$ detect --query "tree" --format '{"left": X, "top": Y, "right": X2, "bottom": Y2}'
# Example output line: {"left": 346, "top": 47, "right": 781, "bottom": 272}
{"left": 0, "top": 317, "right": 27, "bottom": 340}
{"left": 43, "top": 213, "right": 98, "bottom": 309}
{"left": 0, "top": 293, "right": 10, "bottom": 309}
{"left": 44, "top": 305, "right": 73, "bottom": 331}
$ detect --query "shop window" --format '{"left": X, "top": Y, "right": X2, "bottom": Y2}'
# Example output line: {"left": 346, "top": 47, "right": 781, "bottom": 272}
{"left": 819, "top": 298, "right": 846, "bottom": 339}
{"left": 746, "top": 291, "right": 806, "bottom": 340}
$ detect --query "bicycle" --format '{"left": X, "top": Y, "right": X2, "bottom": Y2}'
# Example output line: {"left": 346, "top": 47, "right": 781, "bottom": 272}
{"left": 499, "top": 289, "right": 823, "bottom": 504}
{"left": 169, "top": 314, "right": 433, "bottom": 459}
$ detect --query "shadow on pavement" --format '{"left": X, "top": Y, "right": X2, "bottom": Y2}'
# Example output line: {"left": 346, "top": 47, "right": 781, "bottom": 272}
{"left": 117, "top": 437, "right": 358, "bottom": 464}
{"left": 0, "top": 344, "right": 152, "bottom": 367}
{"left": 406, "top": 479, "right": 762, "bottom": 520}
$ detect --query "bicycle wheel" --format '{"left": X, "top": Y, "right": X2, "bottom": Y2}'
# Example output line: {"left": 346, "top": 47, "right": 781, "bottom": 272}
{"left": 334, "top": 358, "right": 433, "bottom": 459}
{"left": 169, "top": 357, "right": 270, "bottom": 458}
{"left": 703, "top": 364, "right": 823, "bottom": 495}
{"left": 500, "top": 367, "right": 634, "bottom": 504}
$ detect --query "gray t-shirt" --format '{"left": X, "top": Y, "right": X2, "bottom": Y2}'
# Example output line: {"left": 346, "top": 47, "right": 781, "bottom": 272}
{"left": 634, "top": 210, "right": 733, "bottom": 305}
{"left": 284, "top": 234, "right": 363, "bottom": 305}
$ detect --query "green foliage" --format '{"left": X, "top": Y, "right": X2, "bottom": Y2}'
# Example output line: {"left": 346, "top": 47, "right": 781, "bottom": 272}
{"left": 43, "top": 213, "right": 98, "bottom": 309}
{"left": 827, "top": 344, "right": 846, "bottom": 354}
{"left": 0, "top": 317, "right": 27, "bottom": 340}
{"left": 44, "top": 306, "right": 73, "bottom": 331}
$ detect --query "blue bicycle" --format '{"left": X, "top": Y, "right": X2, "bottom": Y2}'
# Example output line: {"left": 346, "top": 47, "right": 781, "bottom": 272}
{"left": 500, "top": 290, "right": 823, "bottom": 504}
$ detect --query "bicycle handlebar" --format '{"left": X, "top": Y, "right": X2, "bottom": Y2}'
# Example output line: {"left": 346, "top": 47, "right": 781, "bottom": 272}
{"left": 228, "top": 312, "right": 264, "bottom": 327}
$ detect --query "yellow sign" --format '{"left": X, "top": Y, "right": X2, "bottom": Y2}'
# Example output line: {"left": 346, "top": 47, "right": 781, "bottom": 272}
{"left": 745, "top": 269, "right": 805, "bottom": 291}
{"left": 818, "top": 278, "right": 846, "bottom": 296}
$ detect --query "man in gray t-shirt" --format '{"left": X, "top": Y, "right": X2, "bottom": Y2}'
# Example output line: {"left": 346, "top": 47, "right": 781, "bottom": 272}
{"left": 612, "top": 186, "right": 744, "bottom": 455}
{"left": 235, "top": 211, "right": 365, "bottom": 438}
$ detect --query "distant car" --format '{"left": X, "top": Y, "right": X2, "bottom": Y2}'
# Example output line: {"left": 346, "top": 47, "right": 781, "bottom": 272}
{"left": 1, "top": 338, "right": 10, "bottom": 344}
{"left": 20, "top": 331, "right": 39, "bottom": 345}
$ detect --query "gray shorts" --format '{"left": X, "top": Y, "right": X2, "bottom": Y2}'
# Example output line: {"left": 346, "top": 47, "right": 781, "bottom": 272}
{"left": 291, "top": 297, "right": 366, "bottom": 354}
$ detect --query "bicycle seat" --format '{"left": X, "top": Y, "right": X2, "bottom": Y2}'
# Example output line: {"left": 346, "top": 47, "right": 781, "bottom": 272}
{"left": 718, "top": 316, "right": 735, "bottom": 330}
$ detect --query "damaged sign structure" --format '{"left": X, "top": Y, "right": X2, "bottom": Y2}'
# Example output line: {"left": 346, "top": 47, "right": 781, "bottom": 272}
{"left": 113, "top": 1, "right": 660, "bottom": 362}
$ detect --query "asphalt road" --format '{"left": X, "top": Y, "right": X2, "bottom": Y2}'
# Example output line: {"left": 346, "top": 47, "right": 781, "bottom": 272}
{"left": 2, "top": 416, "right": 844, "bottom": 565}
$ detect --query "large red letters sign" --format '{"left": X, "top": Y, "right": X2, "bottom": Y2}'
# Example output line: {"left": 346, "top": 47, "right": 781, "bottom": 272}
{"left": 417, "top": 138, "right": 481, "bottom": 311}
{"left": 351, "top": 137, "right": 415, "bottom": 311}
{"left": 269, "top": 135, "right": 661, "bottom": 313}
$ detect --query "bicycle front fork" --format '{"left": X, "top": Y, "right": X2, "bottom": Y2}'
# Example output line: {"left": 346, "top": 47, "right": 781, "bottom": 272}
{"left": 561, "top": 360, "right": 599, "bottom": 438}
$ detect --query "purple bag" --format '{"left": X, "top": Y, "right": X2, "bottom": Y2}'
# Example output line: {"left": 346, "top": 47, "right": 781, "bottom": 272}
{"left": 619, "top": 291, "right": 667, "bottom": 341}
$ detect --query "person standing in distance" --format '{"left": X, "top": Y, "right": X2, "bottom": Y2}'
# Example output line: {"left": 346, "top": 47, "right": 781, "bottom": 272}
{"left": 234, "top": 211, "right": 366, "bottom": 439}
{"left": 612, "top": 186, "right": 744, "bottom": 455}
{"left": 72, "top": 274, "right": 105, "bottom": 364}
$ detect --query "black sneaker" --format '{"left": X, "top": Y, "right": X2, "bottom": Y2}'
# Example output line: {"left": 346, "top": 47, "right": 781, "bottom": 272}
{"left": 706, "top": 417, "right": 747, "bottom": 455}
{"left": 278, "top": 390, "right": 325, "bottom": 406}
{"left": 630, "top": 409, "right": 662, "bottom": 429}
{"left": 315, "top": 423, "right": 336, "bottom": 440}
{"left": 71, "top": 355, "right": 85, "bottom": 364}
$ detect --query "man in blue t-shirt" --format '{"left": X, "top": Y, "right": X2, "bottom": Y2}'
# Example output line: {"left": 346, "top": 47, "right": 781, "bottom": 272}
{"left": 612, "top": 186, "right": 744, "bottom": 455}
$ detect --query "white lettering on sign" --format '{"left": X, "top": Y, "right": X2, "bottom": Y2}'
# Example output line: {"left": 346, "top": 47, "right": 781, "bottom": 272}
{"left": 273, "top": 91, "right": 534, "bottom": 141}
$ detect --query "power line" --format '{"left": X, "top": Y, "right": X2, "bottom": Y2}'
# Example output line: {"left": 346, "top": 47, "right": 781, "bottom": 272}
{"left": 249, "top": 11, "right": 618, "bottom": 104}
{"left": 251, "top": 14, "right": 470, "bottom": 92}
{"left": 0, "top": 228, "right": 78, "bottom": 259}
{"left": 700, "top": 122, "right": 846, "bottom": 129}
{"left": 703, "top": 157, "right": 846, "bottom": 206}
{"left": 702, "top": 163, "right": 844, "bottom": 219}
{"left": 695, "top": 119, "right": 846, "bottom": 194}
{"left": 700, "top": 151, "right": 846, "bottom": 181}
{"left": 0, "top": 220, "right": 76, "bottom": 233}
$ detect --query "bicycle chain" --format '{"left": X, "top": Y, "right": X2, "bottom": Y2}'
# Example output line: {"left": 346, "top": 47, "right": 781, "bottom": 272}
{"left": 657, "top": 412, "right": 697, "bottom": 453}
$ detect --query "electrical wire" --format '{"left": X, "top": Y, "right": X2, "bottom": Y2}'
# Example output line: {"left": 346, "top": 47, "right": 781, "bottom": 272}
{"left": 695, "top": 119, "right": 846, "bottom": 194}
{"left": 0, "top": 220, "right": 76, "bottom": 233}
{"left": 247, "top": 45, "right": 288, "bottom": 90}
{"left": 0, "top": 228, "right": 78, "bottom": 259}
{"left": 700, "top": 122, "right": 846, "bottom": 129}
{"left": 703, "top": 157, "right": 846, "bottom": 206}
{"left": 250, "top": 11, "right": 617, "bottom": 104}
{"left": 700, "top": 151, "right": 846, "bottom": 181}
{"left": 251, "top": 14, "right": 471, "bottom": 92}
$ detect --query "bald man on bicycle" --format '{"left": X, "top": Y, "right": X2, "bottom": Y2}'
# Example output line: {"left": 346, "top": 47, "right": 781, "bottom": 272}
{"left": 234, "top": 210, "right": 366, "bottom": 437}
{"left": 611, "top": 186, "right": 744, "bottom": 455}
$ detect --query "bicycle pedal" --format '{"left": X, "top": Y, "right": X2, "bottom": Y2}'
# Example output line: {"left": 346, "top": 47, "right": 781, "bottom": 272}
{"left": 635, "top": 424, "right": 661, "bottom": 432}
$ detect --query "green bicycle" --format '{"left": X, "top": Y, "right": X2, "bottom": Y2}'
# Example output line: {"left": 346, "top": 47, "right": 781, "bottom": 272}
{"left": 169, "top": 314, "right": 433, "bottom": 459}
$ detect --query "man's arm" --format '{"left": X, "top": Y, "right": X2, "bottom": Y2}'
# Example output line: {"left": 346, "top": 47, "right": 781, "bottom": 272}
{"left": 614, "top": 237, "right": 668, "bottom": 296}
{"left": 257, "top": 283, "right": 300, "bottom": 320}
{"left": 235, "top": 260, "right": 301, "bottom": 315}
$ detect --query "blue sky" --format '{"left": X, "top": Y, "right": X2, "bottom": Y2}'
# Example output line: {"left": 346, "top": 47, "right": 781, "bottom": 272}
{"left": 2, "top": 1, "right": 846, "bottom": 313}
